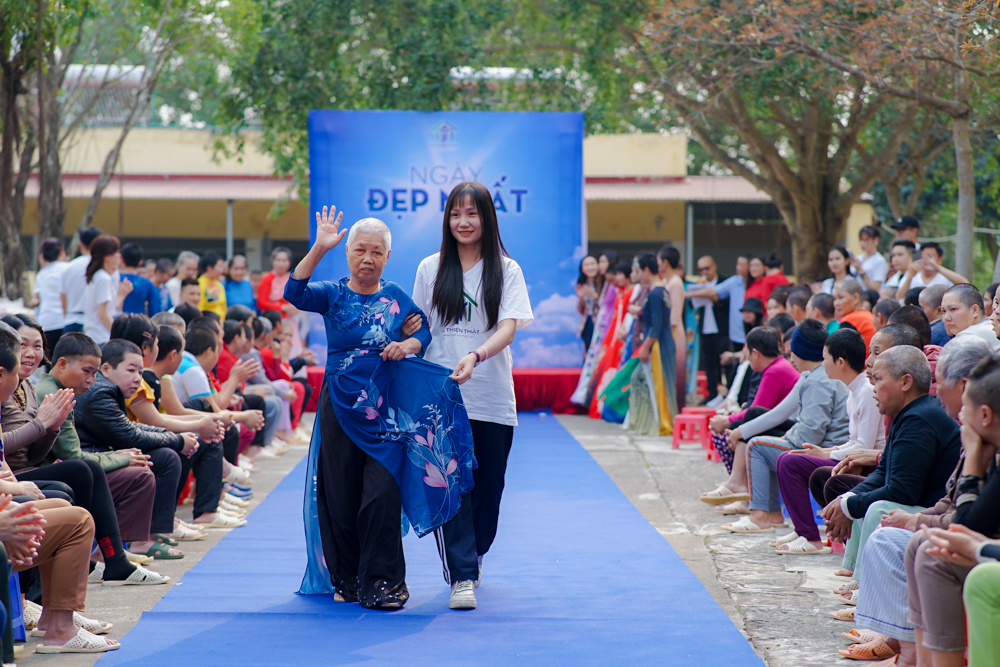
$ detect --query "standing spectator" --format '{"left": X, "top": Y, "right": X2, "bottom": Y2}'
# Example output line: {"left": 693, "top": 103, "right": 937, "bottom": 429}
{"left": 576, "top": 256, "right": 600, "bottom": 354}
{"left": 686, "top": 255, "right": 750, "bottom": 386}
{"left": 197, "top": 252, "right": 227, "bottom": 318}
{"left": 119, "top": 243, "right": 161, "bottom": 317}
{"left": 31, "top": 238, "right": 68, "bottom": 353}
{"left": 175, "top": 278, "right": 202, "bottom": 310}
{"left": 257, "top": 246, "right": 294, "bottom": 317}
{"left": 224, "top": 254, "right": 257, "bottom": 313}
{"left": 941, "top": 284, "right": 1000, "bottom": 352}
{"left": 59, "top": 227, "right": 103, "bottom": 334}
{"left": 881, "top": 239, "right": 916, "bottom": 298}
{"left": 84, "top": 236, "right": 131, "bottom": 346}
{"left": 166, "top": 251, "right": 199, "bottom": 307}
{"left": 657, "top": 246, "right": 687, "bottom": 410}
{"left": 820, "top": 246, "right": 852, "bottom": 295}
{"left": 153, "top": 258, "right": 175, "bottom": 310}
{"left": 919, "top": 284, "right": 951, "bottom": 346}
{"left": 692, "top": 255, "right": 729, "bottom": 404}
{"left": 892, "top": 215, "right": 921, "bottom": 256}
{"left": 851, "top": 225, "right": 889, "bottom": 292}
{"left": 895, "top": 242, "right": 968, "bottom": 299}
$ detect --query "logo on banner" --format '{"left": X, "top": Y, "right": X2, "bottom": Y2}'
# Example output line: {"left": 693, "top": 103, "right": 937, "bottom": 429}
{"left": 431, "top": 121, "right": 458, "bottom": 146}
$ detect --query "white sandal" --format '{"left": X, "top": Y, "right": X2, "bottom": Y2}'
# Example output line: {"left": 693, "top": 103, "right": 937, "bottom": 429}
{"left": 700, "top": 486, "right": 749, "bottom": 506}
{"left": 775, "top": 535, "right": 833, "bottom": 555}
{"left": 195, "top": 514, "right": 247, "bottom": 529}
{"left": 721, "top": 516, "right": 775, "bottom": 533}
{"left": 23, "top": 599, "right": 41, "bottom": 630}
{"left": 171, "top": 523, "right": 206, "bottom": 541}
{"left": 769, "top": 531, "right": 799, "bottom": 547}
{"left": 103, "top": 564, "right": 171, "bottom": 587}
{"left": 30, "top": 610, "right": 113, "bottom": 637}
{"left": 223, "top": 492, "right": 250, "bottom": 508}
{"left": 88, "top": 561, "right": 105, "bottom": 584}
{"left": 35, "top": 627, "right": 119, "bottom": 654}
{"left": 223, "top": 465, "right": 251, "bottom": 484}
{"left": 715, "top": 501, "right": 750, "bottom": 516}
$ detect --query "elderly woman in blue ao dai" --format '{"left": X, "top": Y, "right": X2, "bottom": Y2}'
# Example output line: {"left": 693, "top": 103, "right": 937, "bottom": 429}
{"left": 287, "top": 206, "right": 475, "bottom": 610}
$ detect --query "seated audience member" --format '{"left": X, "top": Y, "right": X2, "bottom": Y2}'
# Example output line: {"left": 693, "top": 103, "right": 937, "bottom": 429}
{"left": 765, "top": 291, "right": 787, "bottom": 320}
{"left": 109, "top": 315, "right": 241, "bottom": 529}
{"left": 821, "top": 346, "right": 960, "bottom": 590}
{"left": 722, "top": 320, "right": 850, "bottom": 533}
{"left": 766, "top": 313, "right": 795, "bottom": 336}
{"left": 887, "top": 305, "right": 933, "bottom": 349}
{"left": 36, "top": 333, "right": 173, "bottom": 565}
{"left": 225, "top": 303, "right": 255, "bottom": 326}
{"left": 896, "top": 354, "right": 1000, "bottom": 667}
{"left": 985, "top": 282, "right": 999, "bottom": 318}
{"left": 74, "top": 340, "right": 201, "bottom": 547}
{"left": 895, "top": 241, "right": 967, "bottom": 299}
{"left": 775, "top": 329, "right": 885, "bottom": 554}
{"left": 224, "top": 255, "right": 256, "bottom": 313}
{"left": 833, "top": 278, "right": 877, "bottom": 348}
{"left": 862, "top": 289, "right": 880, "bottom": 312}
{"left": 0, "top": 321, "right": 117, "bottom": 655}
{"left": 881, "top": 239, "right": 916, "bottom": 299}
{"left": 918, "top": 284, "right": 950, "bottom": 346}
{"left": 0, "top": 315, "right": 168, "bottom": 579}
{"left": 903, "top": 287, "right": 923, "bottom": 307}
{"left": 173, "top": 302, "right": 201, "bottom": 327}
{"left": 941, "top": 283, "right": 1000, "bottom": 353}
{"left": 871, "top": 298, "right": 900, "bottom": 334}
{"left": 701, "top": 327, "right": 799, "bottom": 505}
{"left": 152, "top": 310, "right": 185, "bottom": 330}
{"left": 844, "top": 336, "right": 990, "bottom": 660}
{"left": 786, "top": 285, "right": 812, "bottom": 324}
{"left": 119, "top": 243, "right": 161, "bottom": 316}
{"left": 176, "top": 278, "right": 202, "bottom": 309}
{"left": 808, "top": 292, "right": 838, "bottom": 334}
{"left": 260, "top": 320, "right": 308, "bottom": 441}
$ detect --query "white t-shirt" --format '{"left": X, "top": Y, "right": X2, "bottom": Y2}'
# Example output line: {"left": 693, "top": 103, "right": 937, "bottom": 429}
{"left": 858, "top": 252, "right": 889, "bottom": 284}
{"left": 883, "top": 271, "right": 904, "bottom": 290}
{"left": 910, "top": 272, "right": 953, "bottom": 290}
{"left": 34, "top": 262, "right": 68, "bottom": 331}
{"left": 952, "top": 319, "right": 1000, "bottom": 353}
{"left": 60, "top": 255, "right": 91, "bottom": 326}
{"left": 166, "top": 277, "right": 183, "bottom": 309}
{"left": 413, "top": 254, "right": 534, "bottom": 426}
{"left": 84, "top": 268, "right": 118, "bottom": 344}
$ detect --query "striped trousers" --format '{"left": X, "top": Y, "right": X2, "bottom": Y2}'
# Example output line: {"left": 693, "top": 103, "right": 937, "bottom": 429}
{"left": 856, "top": 527, "right": 915, "bottom": 642}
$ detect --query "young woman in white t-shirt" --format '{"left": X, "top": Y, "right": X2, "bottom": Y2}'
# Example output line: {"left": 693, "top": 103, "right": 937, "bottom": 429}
{"left": 405, "top": 181, "right": 534, "bottom": 608}
{"left": 84, "top": 235, "right": 132, "bottom": 345}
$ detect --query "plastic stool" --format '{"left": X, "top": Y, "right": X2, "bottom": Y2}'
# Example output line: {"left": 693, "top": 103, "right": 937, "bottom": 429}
{"left": 9, "top": 573, "right": 25, "bottom": 641}
{"left": 672, "top": 413, "right": 710, "bottom": 450}
{"left": 681, "top": 407, "right": 716, "bottom": 416}
{"left": 696, "top": 371, "right": 708, "bottom": 400}
{"left": 706, "top": 438, "right": 722, "bottom": 463}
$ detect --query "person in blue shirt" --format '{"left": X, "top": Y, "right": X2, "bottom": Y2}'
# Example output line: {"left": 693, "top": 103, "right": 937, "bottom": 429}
{"left": 287, "top": 205, "right": 475, "bottom": 611}
{"left": 687, "top": 255, "right": 751, "bottom": 386}
{"left": 120, "top": 243, "right": 161, "bottom": 316}
{"left": 224, "top": 254, "right": 257, "bottom": 312}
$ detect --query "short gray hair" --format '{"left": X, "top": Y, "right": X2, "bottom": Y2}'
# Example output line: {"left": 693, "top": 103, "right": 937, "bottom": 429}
{"left": 937, "top": 337, "right": 992, "bottom": 387}
{"left": 346, "top": 218, "right": 391, "bottom": 251}
{"left": 176, "top": 250, "right": 199, "bottom": 265}
{"left": 875, "top": 346, "right": 931, "bottom": 394}
{"left": 835, "top": 277, "right": 864, "bottom": 297}
{"left": 152, "top": 311, "right": 185, "bottom": 329}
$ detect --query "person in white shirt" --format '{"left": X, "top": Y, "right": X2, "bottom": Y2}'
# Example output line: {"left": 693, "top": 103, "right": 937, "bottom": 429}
{"left": 894, "top": 242, "right": 968, "bottom": 300}
{"left": 166, "top": 251, "right": 200, "bottom": 308}
{"left": 942, "top": 283, "right": 1000, "bottom": 353}
{"left": 405, "top": 181, "right": 534, "bottom": 610}
{"left": 774, "top": 328, "right": 886, "bottom": 554}
{"left": 881, "top": 239, "right": 916, "bottom": 298}
{"left": 850, "top": 225, "right": 889, "bottom": 292}
{"left": 31, "top": 238, "right": 68, "bottom": 351}
{"left": 892, "top": 215, "right": 922, "bottom": 258}
{"left": 84, "top": 235, "right": 131, "bottom": 345}
{"left": 59, "top": 227, "right": 103, "bottom": 334}
{"left": 820, "top": 246, "right": 853, "bottom": 295}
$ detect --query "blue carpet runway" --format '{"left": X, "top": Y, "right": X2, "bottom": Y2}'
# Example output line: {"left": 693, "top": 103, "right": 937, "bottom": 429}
{"left": 99, "top": 413, "right": 764, "bottom": 666}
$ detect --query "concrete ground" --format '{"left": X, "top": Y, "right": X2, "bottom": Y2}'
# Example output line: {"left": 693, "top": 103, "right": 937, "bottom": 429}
{"left": 16, "top": 415, "right": 311, "bottom": 667}
{"left": 557, "top": 413, "right": 857, "bottom": 667}
{"left": 18, "top": 411, "right": 857, "bottom": 666}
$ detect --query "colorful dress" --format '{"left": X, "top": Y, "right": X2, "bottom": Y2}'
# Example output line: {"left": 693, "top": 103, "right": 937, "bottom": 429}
{"left": 626, "top": 286, "right": 677, "bottom": 436}
{"left": 570, "top": 282, "right": 618, "bottom": 406}
{"left": 285, "top": 275, "right": 476, "bottom": 597}
{"left": 588, "top": 285, "right": 629, "bottom": 418}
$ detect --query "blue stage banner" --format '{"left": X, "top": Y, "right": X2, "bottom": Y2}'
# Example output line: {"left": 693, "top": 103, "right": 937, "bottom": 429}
{"left": 308, "top": 110, "right": 585, "bottom": 367}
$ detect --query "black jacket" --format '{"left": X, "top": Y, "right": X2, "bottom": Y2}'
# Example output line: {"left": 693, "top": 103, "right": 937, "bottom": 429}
{"left": 75, "top": 373, "right": 184, "bottom": 454}
{"left": 847, "top": 394, "right": 960, "bottom": 518}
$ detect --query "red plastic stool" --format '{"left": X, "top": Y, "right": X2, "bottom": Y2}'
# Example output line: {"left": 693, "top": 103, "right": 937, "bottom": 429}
{"left": 707, "top": 437, "right": 723, "bottom": 463}
{"left": 682, "top": 407, "right": 716, "bottom": 416}
{"left": 672, "top": 413, "right": 710, "bottom": 450}
{"left": 696, "top": 371, "right": 709, "bottom": 400}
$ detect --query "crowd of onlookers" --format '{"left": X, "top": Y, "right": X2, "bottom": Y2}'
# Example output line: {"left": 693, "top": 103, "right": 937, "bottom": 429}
{"left": 0, "top": 231, "right": 318, "bottom": 659}
{"left": 576, "top": 215, "right": 1000, "bottom": 666}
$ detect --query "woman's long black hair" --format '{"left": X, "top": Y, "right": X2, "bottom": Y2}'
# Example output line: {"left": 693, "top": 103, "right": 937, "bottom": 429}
{"left": 433, "top": 182, "right": 508, "bottom": 331}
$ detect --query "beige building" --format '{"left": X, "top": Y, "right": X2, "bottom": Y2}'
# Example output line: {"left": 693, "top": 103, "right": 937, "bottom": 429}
{"left": 22, "top": 127, "right": 870, "bottom": 272}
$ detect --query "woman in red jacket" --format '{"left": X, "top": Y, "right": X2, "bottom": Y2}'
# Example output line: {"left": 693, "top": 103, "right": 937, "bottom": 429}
{"left": 256, "top": 247, "right": 294, "bottom": 316}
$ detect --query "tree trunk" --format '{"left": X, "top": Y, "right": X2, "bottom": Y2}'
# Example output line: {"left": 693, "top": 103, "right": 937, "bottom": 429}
{"left": 952, "top": 66, "right": 975, "bottom": 279}
{"left": 779, "top": 197, "right": 846, "bottom": 284}
{"left": 0, "top": 62, "right": 26, "bottom": 300}
{"left": 37, "top": 104, "right": 63, "bottom": 241}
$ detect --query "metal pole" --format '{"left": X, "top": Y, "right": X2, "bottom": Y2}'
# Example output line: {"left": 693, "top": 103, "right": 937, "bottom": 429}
{"left": 685, "top": 203, "right": 694, "bottom": 275}
{"left": 226, "top": 199, "right": 234, "bottom": 260}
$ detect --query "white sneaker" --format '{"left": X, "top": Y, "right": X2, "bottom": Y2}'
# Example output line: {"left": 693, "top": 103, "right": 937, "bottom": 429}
{"left": 449, "top": 580, "right": 476, "bottom": 610}
{"left": 474, "top": 555, "right": 483, "bottom": 588}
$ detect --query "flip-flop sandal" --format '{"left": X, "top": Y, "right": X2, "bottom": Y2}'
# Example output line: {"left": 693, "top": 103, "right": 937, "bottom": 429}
{"left": 144, "top": 543, "right": 184, "bottom": 560}
{"left": 152, "top": 533, "right": 179, "bottom": 546}
{"left": 700, "top": 486, "right": 750, "bottom": 506}
{"left": 837, "top": 637, "right": 896, "bottom": 660}
{"left": 839, "top": 590, "right": 859, "bottom": 606}
{"left": 716, "top": 501, "right": 750, "bottom": 515}
{"left": 23, "top": 599, "right": 41, "bottom": 630}
{"left": 721, "top": 516, "right": 775, "bottom": 533}
{"left": 843, "top": 629, "right": 883, "bottom": 645}
{"left": 33, "top": 613, "right": 113, "bottom": 637}
{"left": 830, "top": 607, "right": 855, "bottom": 622}
{"left": 769, "top": 532, "right": 799, "bottom": 547}
{"left": 171, "top": 523, "right": 206, "bottom": 541}
{"left": 834, "top": 580, "right": 860, "bottom": 595}
{"left": 35, "top": 627, "right": 120, "bottom": 654}
{"left": 775, "top": 536, "right": 833, "bottom": 555}
{"left": 104, "top": 564, "right": 171, "bottom": 586}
